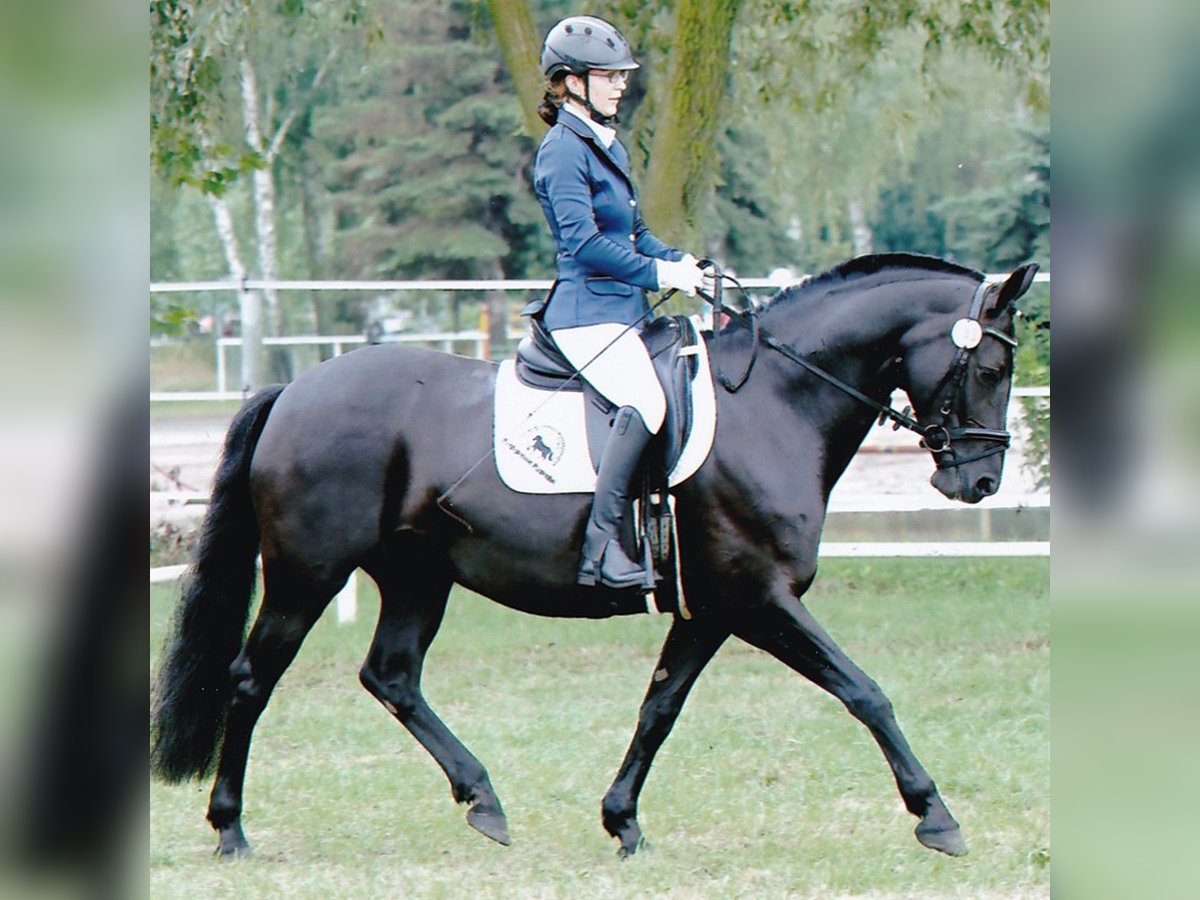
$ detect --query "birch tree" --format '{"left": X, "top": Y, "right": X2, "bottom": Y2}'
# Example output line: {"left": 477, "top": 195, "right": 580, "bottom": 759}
{"left": 151, "top": 0, "right": 375, "bottom": 387}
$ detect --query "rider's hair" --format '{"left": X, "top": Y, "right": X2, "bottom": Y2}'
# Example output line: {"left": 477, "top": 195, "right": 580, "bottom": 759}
{"left": 537, "top": 73, "right": 569, "bottom": 126}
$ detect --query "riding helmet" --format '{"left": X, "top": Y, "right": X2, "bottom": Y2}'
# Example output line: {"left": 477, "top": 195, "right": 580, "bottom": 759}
{"left": 541, "top": 16, "right": 639, "bottom": 78}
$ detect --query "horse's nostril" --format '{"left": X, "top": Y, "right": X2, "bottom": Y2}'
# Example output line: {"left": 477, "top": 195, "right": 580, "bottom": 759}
{"left": 976, "top": 476, "right": 998, "bottom": 496}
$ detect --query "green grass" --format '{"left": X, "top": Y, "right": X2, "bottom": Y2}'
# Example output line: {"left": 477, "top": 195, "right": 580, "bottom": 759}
{"left": 150, "top": 558, "right": 1049, "bottom": 898}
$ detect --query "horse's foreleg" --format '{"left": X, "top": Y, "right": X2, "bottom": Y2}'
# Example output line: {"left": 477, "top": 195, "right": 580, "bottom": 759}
{"left": 359, "top": 561, "right": 510, "bottom": 846}
{"left": 206, "top": 566, "right": 330, "bottom": 857}
{"left": 734, "top": 596, "right": 967, "bottom": 857}
{"left": 602, "top": 617, "right": 727, "bottom": 857}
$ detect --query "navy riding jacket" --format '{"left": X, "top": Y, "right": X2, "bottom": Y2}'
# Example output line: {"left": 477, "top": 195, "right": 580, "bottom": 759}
{"left": 532, "top": 111, "right": 683, "bottom": 330}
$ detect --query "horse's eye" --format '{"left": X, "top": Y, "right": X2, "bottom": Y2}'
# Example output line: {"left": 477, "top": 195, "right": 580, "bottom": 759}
{"left": 977, "top": 367, "right": 1002, "bottom": 387}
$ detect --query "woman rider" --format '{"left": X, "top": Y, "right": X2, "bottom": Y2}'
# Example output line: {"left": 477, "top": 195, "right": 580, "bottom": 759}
{"left": 530, "top": 15, "right": 707, "bottom": 590}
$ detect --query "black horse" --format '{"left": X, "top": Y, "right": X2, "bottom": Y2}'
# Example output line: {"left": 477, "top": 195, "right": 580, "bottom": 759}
{"left": 151, "top": 253, "right": 1038, "bottom": 859}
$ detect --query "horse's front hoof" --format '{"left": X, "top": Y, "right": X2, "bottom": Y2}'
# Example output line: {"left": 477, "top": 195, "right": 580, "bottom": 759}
{"left": 915, "top": 819, "right": 968, "bottom": 856}
{"left": 605, "top": 814, "right": 647, "bottom": 858}
{"left": 467, "top": 802, "right": 512, "bottom": 846}
{"left": 617, "top": 834, "right": 650, "bottom": 859}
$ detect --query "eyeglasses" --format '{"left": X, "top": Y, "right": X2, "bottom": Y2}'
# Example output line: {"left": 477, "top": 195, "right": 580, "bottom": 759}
{"left": 589, "top": 69, "right": 630, "bottom": 86}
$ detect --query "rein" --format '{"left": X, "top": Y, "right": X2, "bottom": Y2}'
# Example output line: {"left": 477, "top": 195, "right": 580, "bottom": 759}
{"left": 695, "top": 261, "right": 1015, "bottom": 470}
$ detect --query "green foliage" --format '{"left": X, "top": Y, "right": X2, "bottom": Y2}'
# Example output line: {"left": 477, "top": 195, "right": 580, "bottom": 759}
{"left": 935, "top": 130, "right": 1049, "bottom": 271}
{"left": 150, "top": 0, "right": 378, "bottom": 192}
{"left": 746, "top": 0, "right": 1048, "bottom": 114}
{"left": 707, "top": 123, "right": 803, "bottom": 274}
{"left": 150, "top": 296, "right": 197, "bottom": 336}
{"left": 315, "top": 0, "right": 551, "bottom": 280}
{"left": 150, "top": 0, "right": 249, "bottom": 190}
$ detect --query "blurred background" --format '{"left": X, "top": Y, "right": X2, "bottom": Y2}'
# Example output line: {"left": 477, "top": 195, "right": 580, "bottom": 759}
{"left": 1053, "top": 0, "right": 1200, "bottom": 897}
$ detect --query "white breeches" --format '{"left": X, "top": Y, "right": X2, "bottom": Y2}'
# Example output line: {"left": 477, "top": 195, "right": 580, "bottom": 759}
{"left": 551, "top": 323, "right": 666, "bottom": 434}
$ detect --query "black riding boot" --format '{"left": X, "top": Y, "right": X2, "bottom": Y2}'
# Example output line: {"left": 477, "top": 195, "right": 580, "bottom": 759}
{"left": 577, "top": 406, "right": 654, "bottom": 590}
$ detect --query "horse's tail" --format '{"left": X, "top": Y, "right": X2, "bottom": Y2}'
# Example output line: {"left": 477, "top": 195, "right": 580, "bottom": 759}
{"left": 150, "top": 384, "right": 285, "bottom": 784}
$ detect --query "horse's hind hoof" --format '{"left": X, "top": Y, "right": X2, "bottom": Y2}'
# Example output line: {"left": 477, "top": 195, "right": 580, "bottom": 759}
{"left": 915, "top": 820, "right": 968, "bottom": 857}
{"left": 214, "top": 824, "right": 253, "bottom": 860}
{"left": 617, "top": 835, "right": 650, "bottom": 859}
{"left": 467, "top": 803, "right": 512, "bottom": 846}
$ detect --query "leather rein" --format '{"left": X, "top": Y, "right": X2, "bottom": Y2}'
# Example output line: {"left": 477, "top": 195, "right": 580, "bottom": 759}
{"left": 694, "top": 261, "right": 1017, "bottom": 471}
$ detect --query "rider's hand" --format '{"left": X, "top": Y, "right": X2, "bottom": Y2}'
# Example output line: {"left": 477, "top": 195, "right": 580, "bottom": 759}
{"left": 655, "top": 257, "right": 705, "bottom": 296}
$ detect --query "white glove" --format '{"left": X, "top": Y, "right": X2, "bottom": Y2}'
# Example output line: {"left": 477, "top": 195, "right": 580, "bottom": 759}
{"left": 655, "top": 256, "right": 705, "bottom": 296}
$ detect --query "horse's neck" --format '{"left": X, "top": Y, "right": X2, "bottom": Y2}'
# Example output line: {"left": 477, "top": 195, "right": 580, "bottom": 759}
{"left": 755, "top": 277, "right": 936, "bottom": 493}
{"left": 778, "top": 279, "right": 914, "bottom": 359}
{"left": 763, "top": 278, "right": 914, "bottom": 396}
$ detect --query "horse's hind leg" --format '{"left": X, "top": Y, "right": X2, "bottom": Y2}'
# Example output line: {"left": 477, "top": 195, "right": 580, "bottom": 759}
{"left": 359, "top": 552, "right": 510, "bottom": 846}
{"left": 734, "top": 595, "right": 968, "bottom": 857}
{"left": 602, "top": 617, "right": 728, "bottom": 856}
{"left": 206, "top": 561, "right": 337, "bottom": 857}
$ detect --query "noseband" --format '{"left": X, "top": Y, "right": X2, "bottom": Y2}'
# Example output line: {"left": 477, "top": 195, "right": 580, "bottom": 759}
{"left": 697, "top": 263, "right": 1016, "bottom": 471}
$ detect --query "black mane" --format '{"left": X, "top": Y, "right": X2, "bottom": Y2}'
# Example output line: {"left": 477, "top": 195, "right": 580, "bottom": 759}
{"left": 768, "top": 253, "right": 983, "bottom": 308}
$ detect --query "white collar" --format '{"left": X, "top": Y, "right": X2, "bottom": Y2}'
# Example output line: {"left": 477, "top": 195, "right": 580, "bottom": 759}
{"left": 562, "top": 103, "right": 616, "bottom": 148}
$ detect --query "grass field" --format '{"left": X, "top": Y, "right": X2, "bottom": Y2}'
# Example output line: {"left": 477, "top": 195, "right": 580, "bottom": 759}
{"left": 150, "top": 558, "right": 1049, "bottom": 898}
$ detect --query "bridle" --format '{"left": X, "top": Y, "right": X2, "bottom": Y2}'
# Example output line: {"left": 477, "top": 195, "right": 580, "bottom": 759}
{"left": 915, "top": 279, "right": 1018, "bottom": 468}
{"left": 695, "top": 262, "right": 1017, "bottom": 471}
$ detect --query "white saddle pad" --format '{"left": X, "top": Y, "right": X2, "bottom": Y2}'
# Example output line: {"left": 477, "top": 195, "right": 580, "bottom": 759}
{"left": 494, "top": 323, "right": 717, "bottom": 494}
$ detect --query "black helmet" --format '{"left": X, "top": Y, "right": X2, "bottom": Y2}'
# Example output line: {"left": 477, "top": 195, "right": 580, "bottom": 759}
{"left": 541, "top": 16, "right": 639, "bottom": 78}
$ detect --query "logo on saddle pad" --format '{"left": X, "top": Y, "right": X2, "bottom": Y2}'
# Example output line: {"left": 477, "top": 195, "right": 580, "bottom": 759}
{"left": 528, "top": 428, "right": 564, "bottom": 464}
{"left": 502, "top": 426, "right": 567, "bottom": 484}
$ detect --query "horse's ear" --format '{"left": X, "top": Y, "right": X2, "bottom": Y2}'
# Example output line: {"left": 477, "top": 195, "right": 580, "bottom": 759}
{"left": 988, "top": 263, "right": 1039, "bottom": 317}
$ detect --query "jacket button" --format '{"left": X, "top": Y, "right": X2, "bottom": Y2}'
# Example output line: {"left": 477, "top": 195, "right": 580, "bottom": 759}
{"left": 629, "top": 198, "right": 637, "bottom": 207}
{"left": 629, "top": 234, "right": 636, "bottom": 242}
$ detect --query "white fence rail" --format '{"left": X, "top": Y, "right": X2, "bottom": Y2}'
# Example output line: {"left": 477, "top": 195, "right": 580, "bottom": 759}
{"left": 152, "top": 274, "right": 1049, "bottom": 395}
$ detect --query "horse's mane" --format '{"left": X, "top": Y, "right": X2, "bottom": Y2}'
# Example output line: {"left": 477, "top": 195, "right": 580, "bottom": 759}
{"left": 767, "top": 253, "right": 983, "bottom": 308}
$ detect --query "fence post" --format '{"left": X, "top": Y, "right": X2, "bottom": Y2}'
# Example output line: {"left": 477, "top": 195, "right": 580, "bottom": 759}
{"left": 216, "top": 339, "right": 228, "bottom": 393}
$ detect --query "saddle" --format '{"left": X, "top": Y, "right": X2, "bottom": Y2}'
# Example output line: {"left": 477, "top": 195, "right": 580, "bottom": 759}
{"left": 514, "top": 316, "right": 703, "bottom": 477}
{"left": 510, "top": 317, "right": 707, "bottom": 615}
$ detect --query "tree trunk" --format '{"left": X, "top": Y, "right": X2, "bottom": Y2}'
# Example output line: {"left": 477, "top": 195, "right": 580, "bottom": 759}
{"left": 239, "top": 55, "right": 282, "bottom": 335}
{"left": 485, "top": 0, "right": 546, "bottom": 139}
{"left": 299, "top": 147, "right": 331, "bottom": 359}
{"left": 641, "top": 0, "right": 743, "bottom": 248}
{"left": 205, "top": 192, "right": 264, "bottom": 391}
{"left": 240, "top": 53, "right": 294, "bottom": 380}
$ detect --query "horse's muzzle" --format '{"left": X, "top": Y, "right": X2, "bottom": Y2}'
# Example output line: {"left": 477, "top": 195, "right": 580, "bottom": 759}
{"left": 930, "top": 466, "right": 1001, "bottom": 504}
